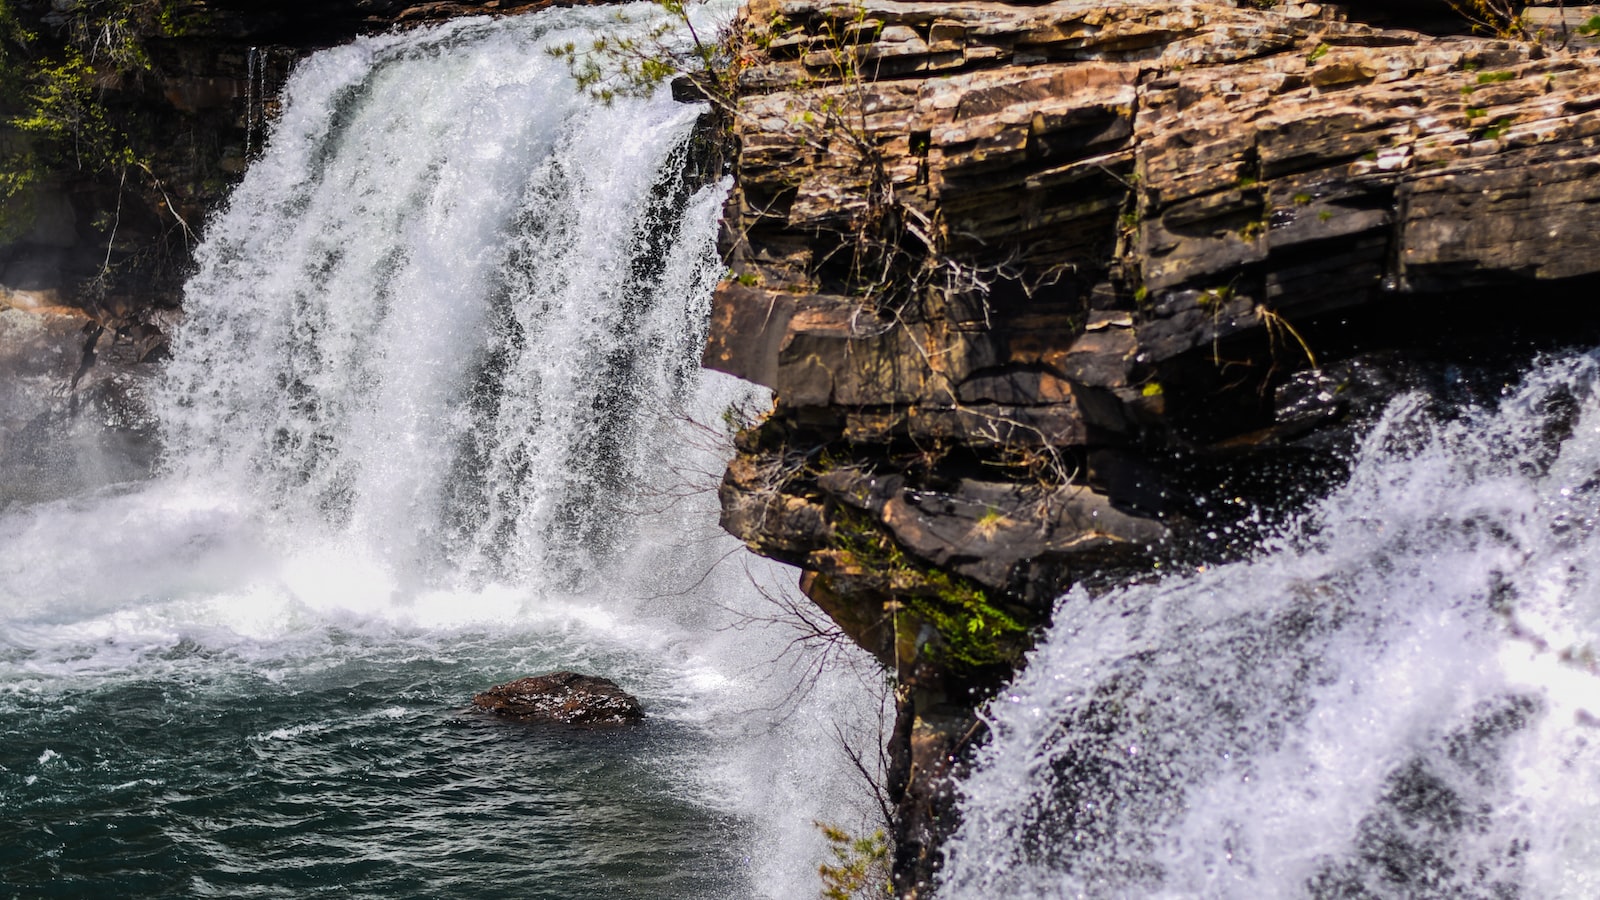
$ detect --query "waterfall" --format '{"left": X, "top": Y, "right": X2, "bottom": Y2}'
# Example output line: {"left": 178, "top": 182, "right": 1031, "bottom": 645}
{"left": 157, "top": 9, "right": 722, "bottom": 588}
{"left": 940, "top": 352, "right": 1600, "bottom": 898}
{"left": 0, "top": 7, "right": 882, "bottom": 898}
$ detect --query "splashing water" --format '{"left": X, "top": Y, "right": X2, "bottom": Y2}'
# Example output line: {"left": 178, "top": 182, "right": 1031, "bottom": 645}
{"left": 0, "top": 7, "right": 882, "bottom": 898}
{"left": 941, "top": 352, "right": 1600, "bottom": 898}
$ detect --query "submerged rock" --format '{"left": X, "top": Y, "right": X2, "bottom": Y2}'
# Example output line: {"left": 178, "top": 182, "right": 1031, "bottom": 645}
{"left": 471, "top": 672, "right": 644, "bottom": 727}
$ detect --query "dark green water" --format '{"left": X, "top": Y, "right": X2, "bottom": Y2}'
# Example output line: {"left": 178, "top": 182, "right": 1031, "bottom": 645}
{"left": 0, "top": 8, "right": 880, "bottom": 897}
{"left": 0, "top": 637, "right": 745, "bottom": 899}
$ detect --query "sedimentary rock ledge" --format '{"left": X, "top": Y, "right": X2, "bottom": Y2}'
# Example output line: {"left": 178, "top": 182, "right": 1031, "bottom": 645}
{"left": 704, "top": 0, "right": 1600, "bottom": 892}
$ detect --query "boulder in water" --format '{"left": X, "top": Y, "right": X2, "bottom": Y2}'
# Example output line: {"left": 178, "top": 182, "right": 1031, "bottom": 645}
{"left": 472, "top": 672, "right": 643, "bottom": 727}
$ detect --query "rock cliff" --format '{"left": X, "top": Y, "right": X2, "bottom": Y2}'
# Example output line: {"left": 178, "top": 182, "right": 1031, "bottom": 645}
{"left": 704, "top": 0, "right": 1600, "bottom": 891}
{"left": 0, "top": 0, "right": 585, "bottom": 334}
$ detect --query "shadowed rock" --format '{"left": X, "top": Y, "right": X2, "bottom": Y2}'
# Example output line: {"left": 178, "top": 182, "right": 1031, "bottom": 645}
{"left": 472, "top": 672, "right": 644, "bottom": 727}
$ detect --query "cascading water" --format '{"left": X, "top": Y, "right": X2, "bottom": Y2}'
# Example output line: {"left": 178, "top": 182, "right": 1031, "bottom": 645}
{"left": 941, "top": 352, "right": 1600, "bottom": 898}
{"left": 0, "top": 7, "right": 882, "bottom": 898}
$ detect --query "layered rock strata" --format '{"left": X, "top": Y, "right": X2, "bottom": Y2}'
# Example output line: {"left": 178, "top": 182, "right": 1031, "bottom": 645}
{"left": 705, "top": 0, "right": 1600, "bottom": 892}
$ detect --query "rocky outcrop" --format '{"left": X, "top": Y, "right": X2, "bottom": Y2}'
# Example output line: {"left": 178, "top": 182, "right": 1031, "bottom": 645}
{"left": 0, "top": 306, "right": 160, "bottom": 506}
{"left": 706, "top": 0, "right": 1600, "bottom": 892}
{"left": 471, "top": 672, "right": 645, "bottom": 727}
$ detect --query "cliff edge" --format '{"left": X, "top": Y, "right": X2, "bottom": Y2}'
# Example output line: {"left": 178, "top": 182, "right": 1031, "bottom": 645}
{"left": 703, "top": 0, "right": 1600, "bottom": 892}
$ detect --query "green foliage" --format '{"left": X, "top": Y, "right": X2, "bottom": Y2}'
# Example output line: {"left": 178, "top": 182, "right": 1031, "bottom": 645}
{"left": 1445, "top": 0, "right": 1529, "bottom": 40}
{"left": 1580, "top": 16, "right": 1600, "bottom": 37}
{"left": 817, "top": 823, "right": 890, "bottom": 900}
{"left": 1476, "top": 70, "right": 1516, "bottom": 84}
{"left": 834, "top": 510, "right": 1027, "bottom": 671}
{"left": 0, "top": 0, "right": 178, "bottom": 242}
{"left": 13, "top": 50, "right": 138, "bottom": 169}
{"left": 1479, "top": 117, "right": 1514, "bottom": 140}
{"left": 546, "top": 0, "right": 732, "bottom": 108}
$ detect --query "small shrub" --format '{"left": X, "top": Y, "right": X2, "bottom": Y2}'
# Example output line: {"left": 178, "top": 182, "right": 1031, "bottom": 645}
{"left": 1446, "top": 0, "right": 1529, "bottom": 40}
{"left": 0, "top": 1, "right": 186, "bottom": 241}
{"left": 817, "top": 823, "right": 890, "bottom": 900}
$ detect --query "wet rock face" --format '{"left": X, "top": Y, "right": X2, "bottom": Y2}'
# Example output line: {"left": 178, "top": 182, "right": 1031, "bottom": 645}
{"left": 0, "top": 308, "right": 161, "bottom": 507}
{"left": 708, "top": 0, "right": 1600, "bottom": 892}
{"left": 472, "top": 673, "right": 645, "bottom": 727}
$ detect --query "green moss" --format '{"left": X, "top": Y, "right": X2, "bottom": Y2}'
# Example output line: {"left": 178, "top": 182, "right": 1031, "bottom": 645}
{"left": 1480, "top": 117, "right": 1513, "bottom": 141}
{"left": 833, "top": 510, "right": 1027, "bottom": 671}
{"left": 1476, "top": 70, "right": 1516, "bottom": 85}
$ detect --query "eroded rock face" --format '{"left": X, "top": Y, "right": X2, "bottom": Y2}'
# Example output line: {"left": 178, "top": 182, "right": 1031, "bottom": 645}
{"left": 708, "top": 0, "right": 1600, "bottom": 892}
{"left": 471, "top": 672, "right": 645, "bottom": 727}
{"left": 0, "top": 308, "right": 161, "bottom": 507}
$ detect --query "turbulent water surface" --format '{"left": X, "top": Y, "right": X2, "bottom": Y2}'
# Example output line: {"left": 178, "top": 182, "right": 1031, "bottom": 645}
{"left": 0, "top": 8, "right": 881, "bottom": 898}
{"left": 942, "top": 353, "right": 1600, "bottom": 898}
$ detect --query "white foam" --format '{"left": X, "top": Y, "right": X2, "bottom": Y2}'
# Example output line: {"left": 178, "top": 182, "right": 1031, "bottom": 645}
{"left": 942, "top": 352, "right": 1600, "bottom": 898}
{"left": 0, "top": 7, "right": 881, "bottom": 897}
